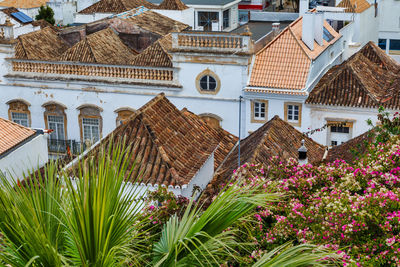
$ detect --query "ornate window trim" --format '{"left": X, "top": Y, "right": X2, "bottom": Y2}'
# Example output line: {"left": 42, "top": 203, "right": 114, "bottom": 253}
{"left": 77, "top": 104, "right": 103, "bottom": 144}
{"left": 195, "top": 69, "right": 221, "bottom": 95}
{"left": 114, "top": 107, "right": 136, "bottom": 126}
{"left": 199, "top": 113, "right": 222, "bottom": 128}
{"left": 43, "top": 102, "right": 68, "bottom": 140}
{"left": 7, "top": 99, "right": 31, "bottom": 127}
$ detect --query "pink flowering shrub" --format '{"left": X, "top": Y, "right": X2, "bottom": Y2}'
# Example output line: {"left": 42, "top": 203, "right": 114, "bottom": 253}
{"left": 233, "top": 136, "right": 400, "bottom": 266}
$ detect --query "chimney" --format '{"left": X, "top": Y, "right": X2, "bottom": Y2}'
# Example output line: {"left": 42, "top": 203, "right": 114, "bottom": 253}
{"left": 302, "top": 12, "right": 315, "bottom": 50}
{"left": 298, "top": 139, "right": 308, "bottom": 165}
{"left": 272, "top": 22, "right": 280, "bottom": 36}
{"left": 0, "top": 18, "right": 14, "bottom": 41}
{"left": 314, "top": 11, "right": 324, "bottom": 46}
{"left": 299, "top": 0, "right": 309, "bottom": 15}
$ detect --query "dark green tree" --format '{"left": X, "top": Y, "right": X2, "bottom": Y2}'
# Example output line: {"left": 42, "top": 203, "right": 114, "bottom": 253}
{"left": 35, "top": 5, "right": 55, "bottom": 25}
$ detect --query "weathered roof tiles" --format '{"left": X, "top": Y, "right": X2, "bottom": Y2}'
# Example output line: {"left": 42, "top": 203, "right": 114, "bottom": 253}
{"left": 0, "top": 117, "right": 36, "bottom": 157}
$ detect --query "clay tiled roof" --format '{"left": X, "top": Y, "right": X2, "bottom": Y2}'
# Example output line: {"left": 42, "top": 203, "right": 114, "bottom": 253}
{"left": 249, "top": 17, "right": 340, "bottom": 91}
{"left": 337, "top": 0, "right": 371, "bottom": 13}
{"left": 156, "top": 0, "right": 188, "bottom": 10}
{"left": 131, "top": 34, "right": 172, "bottom": 67}
{"left": 122, "top": 10, "right": 188, "bottom": 36}
{"left": 15, "top": 27, "right": 69, "bottom": 60}
{"left": 306, "top": 42, "right": 400, "bottom": 109}
{"left": 0, "top": 117, "right": 36, "bottom": 157}
{"left": 79, "top": 0, "right": 156, "bottom": 14}
{"left": 0, "top": 0, "right": 48, "bottom": 8}
{"left": 59, "top": 28, "right": 137, "bottom": 64}
{"left": 76, "top": 94, "right": 218, "bottom": 187}
{"left": 326, "top": 130, "right": 375, "bottom": 163}
{"left": 206, "top": 116, "right": 325, "bottom": 197}
{"left": 181, "top": 108, "right": 238, "bottom": 170}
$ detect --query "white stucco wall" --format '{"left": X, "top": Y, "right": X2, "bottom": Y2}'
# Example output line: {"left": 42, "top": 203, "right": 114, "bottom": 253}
{"left": 48, "top": 1, "right": 77, "bottom": 25}
{"left": 0, "top": 133, "right": 48, "bottom": 183}
{"left": 152, "top": 8, "right": 194, "bottom": 29}
{"left": 378, "top": 0, "right": 400, "bottom": 63}
{"left": 306, "top": 105, "right": 384, "bottom": 145}
{"left": 74, "top": 13, "right": 112, "bottom": 24}
{"left": 77, "top": 0, "right": 99, "bottom": 12}
{"left": 181, "top": 153, "right": 214, "bottom": 198}
{"left": 0, "top": 13, "right": 40, "bottom": 38}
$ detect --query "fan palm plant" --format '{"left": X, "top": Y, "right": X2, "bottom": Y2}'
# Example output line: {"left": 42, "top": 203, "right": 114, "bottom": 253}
{"left": 0, "top": 140, "right": 339, "bottom": 266}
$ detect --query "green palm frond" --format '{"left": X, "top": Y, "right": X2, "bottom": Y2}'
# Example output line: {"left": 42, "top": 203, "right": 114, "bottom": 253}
{"left": 253, "top": 242, "right": 340, "bottom": 267}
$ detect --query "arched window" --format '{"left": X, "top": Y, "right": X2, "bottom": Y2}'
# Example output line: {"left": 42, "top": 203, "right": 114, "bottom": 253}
{"left": 77, "top": 104, "right": 103, "bottom": 144}
{"left": 43, "top": 101, "right": 68, "bottom": 141}
{"left": 115, "top": 107, "right": 135, "bottom": 126}
{"left": 7, "top": 99, "right": 31, "bottom": 127}
{"left": 196, "top": 69, "right": 220, "bottom": 95}
{"left": 199, "top": 113, "right": 222, "bottom": 128}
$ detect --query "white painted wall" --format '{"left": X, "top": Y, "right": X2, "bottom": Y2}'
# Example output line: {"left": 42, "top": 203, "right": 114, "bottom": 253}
{"left": 153, "top": 8, "right": 194, "bottom": 29}
{"left": 48, "top": 1, "right": 77, "bottom": 25}
{"left": 378, "top": 0, "right": 400, "bottom": 62}
{"left": 306, "top": 105, "right": 385, "bottom": 145}
{"left": 0, "top": 133, "right": 48, "bottom": 183}
{"left": 77, "top": 0, "right": 99, "bottom": 12}
{"left": 0, "top": 13, "right": 40, "bottom": 37}
{"left": 74, "top": 12, "right": 112, "bottom": 24}
{"left": 181, "top": 153, "right": 214, "bottom": 198}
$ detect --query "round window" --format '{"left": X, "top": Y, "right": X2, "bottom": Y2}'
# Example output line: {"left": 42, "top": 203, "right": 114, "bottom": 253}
{"left": 199, "top": 75, "right": 217, "bottom": 91}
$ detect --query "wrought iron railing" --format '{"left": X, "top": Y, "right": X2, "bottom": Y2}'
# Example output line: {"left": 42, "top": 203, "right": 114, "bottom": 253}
{"left": 47, "top": 139, "right": 87, "bottom": 155}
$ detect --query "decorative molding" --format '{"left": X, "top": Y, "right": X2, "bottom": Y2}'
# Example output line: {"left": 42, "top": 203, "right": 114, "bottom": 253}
{"left": 195, "top": 69, "right": 221, "bottom": 95}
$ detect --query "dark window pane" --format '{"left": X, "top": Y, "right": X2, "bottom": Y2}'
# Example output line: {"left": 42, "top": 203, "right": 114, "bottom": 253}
{"left": 378, "top": 39, "right": 387, "bottom": 50}
{"left": 389, "top": 39, "right": 400, "bottom": 51}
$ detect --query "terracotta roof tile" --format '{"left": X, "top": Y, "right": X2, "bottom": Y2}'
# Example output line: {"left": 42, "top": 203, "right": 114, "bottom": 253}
{"left": 0, "top": 117, "right": 36, "bottom": 156}
{"left": 15, "top": 27, "right": 70, "bottom": 60}
{"left": 205, "top": 116, "right": 325, "bottom": 197}
{"left": 181, "top": 108, "right": 238, "bottom": 170}
{"left": 249, "top": 17, "right": 340, "bottom": 90}
{"left": 325, "top": 130, "right": 374, "bottom": 163}
{"left": 156, "top": 0, "right": 188, "bottom": 10}
{"left": 337, "top": 0, "right": 371, "bottom": 13}
{"left": 79, "top": 0, "right": 156, "bottom": 14}
{"left": 0, "top": 0, "right": 48, "bottom": 8}
{"left": 74, "top": 94, "right": 218, "bottom": 187}
{"left": 131, "top": 34, "right": 172, "bottom": 67}
{"left": 306, "top": 42, "right": 400, "bottom": 109}
{"left": 59, "top": 27, "right": 137, "bottom": 64}
{"left": 122, "top": 10, "right": 188, "bottom": 36}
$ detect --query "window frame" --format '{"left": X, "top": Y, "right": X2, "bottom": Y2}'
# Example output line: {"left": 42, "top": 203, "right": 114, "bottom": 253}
{"left": 11, "top": 112, "right": 29, "bottom": 127}
{"left": 251, "top": 100, "right": 268, "bottom": 123}
{"left": 223, "top": 9, "right": 230, "bottom": 29}
{"left": 284, "top": 102, "right": 302, "bottom": 127}
{"left": 7, "top": 100, "right": 31, "bottom": 127}
{"left": 43, "top": 102, "right": 68, "bottom": 142}
{"left": 326, "top": 120, "right": 353, "bottom": 147}
{"left": 115, "top": 108, "right": 135, "bottom": 126}
{"left": 196, "top": 69, "right": 221, "bottom": 95}
{"left": 78, "top": 105, "right": 103, "bottom": 144}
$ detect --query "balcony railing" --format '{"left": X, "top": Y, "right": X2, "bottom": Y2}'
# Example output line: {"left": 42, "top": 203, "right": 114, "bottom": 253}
{"left": 171, "top": 32, "right": 253, "bottom": 54}
{"left": 48, "top": 139, "right": 87, "bottom": 155}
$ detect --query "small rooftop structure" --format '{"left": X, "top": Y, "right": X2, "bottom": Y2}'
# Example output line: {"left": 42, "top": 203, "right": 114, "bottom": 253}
{"left": 306, "top": 42, "right": 400, "bottom": 109}
{"left": 336, "top": 0, "right": 371, "bottom": 13}
{"left": 247, "top": 15, "right": 340, "bottom": 92}
{"left": 155, "top": 0, "right": 188, "bottom": 10}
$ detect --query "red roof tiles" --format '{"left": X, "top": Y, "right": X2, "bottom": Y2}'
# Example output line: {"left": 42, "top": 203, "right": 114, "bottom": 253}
{"left": 306, "top": 42, "right": 400, "bottom": 109}
{"left": 0, "top": 117, "right": 36, "bottom": 157}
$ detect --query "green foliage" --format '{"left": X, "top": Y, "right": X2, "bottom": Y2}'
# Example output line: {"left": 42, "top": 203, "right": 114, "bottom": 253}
{"left": 35, "top": 5, "right": 55, "bottom": 25}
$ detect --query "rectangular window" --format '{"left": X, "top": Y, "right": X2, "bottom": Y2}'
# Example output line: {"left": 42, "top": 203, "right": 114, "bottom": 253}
{"left": 251, "top": 100, "right": 268, "bottom": 123}
{"left": 389, "top": 39, "right": 400, "bottom": 55}
{"left": 198, "top": 11, "right": 219, "bottom": 31}
{"left": 378, "top": 39, "right": 387, "bottom": 50}
{"left": 11, "top": 112, "right": 28, "bottom": 127}
{"left": 330, "top": 125, "right": 350, "bottom": 133}
{"left": 323, "top": 27, "right": 334, "bottom": 42}
{"left": 331, "top": 140, "right": 338, "bottom": 146}
{"left": 48, "top": 115, "right": 65, "bottom": 141}
{"left": 82, "top": 117, "right": 100, "bottom": 143}
{"left": 223, "top": 9, "right": 230, "bottom": 29}
{"left": 287, "top": 105, "right": 299, "bottom": 122}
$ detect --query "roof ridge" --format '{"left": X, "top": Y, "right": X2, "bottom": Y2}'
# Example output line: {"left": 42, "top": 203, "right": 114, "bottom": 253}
{"left": 255, "top": 16, "right": 302, "bottom": 56}
{"left": 288, "top": 25, "right": 312, "bottom": 60}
